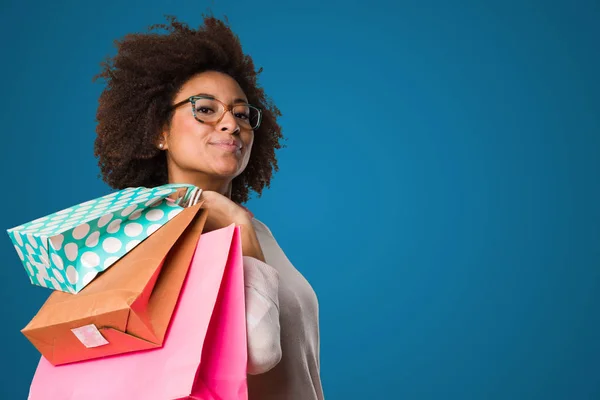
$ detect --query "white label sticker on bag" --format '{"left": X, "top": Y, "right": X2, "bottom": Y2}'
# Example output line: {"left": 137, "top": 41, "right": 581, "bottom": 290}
{"left": 71, "top": 324, "right": 109, "bottom": 348}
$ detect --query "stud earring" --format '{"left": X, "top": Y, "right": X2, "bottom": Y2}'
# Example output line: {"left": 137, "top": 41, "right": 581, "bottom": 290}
{"left": 158, "top": 143, "right": 164, "bottom": 149}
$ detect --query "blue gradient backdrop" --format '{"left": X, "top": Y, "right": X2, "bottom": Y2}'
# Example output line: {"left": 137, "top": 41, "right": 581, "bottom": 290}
{"left": 1, "top": 0, "right": 599, "bottom": 399}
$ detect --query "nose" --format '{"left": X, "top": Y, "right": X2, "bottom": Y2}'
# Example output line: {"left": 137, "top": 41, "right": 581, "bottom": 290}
{"left": 217, "top": 109, "right": 240, "bottom": 134}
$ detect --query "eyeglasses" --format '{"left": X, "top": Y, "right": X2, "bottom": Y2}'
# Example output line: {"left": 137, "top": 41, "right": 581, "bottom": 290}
{"left": 171, "top": 95, "right": 263, "bottom": 130}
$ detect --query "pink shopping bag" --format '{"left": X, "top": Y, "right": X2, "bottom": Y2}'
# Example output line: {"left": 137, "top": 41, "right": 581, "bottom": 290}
{"left": 28, "top": 224, "right": 248, "bottom": 400}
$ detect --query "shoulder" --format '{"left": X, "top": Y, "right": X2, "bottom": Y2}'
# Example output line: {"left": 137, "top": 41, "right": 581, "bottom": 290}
{"left": 251, "top": 217, "right": 275, "bottom": 238}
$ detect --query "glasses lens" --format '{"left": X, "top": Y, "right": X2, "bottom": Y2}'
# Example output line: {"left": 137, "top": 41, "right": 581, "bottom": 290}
{"left": 193, "top": 98, "right": 223, "bottom": 122}
{"left": 193, "top": 98, "right": 261, "bottom": 129}
{"left": 233, "top": 105, "right": 261, "bottom": 129}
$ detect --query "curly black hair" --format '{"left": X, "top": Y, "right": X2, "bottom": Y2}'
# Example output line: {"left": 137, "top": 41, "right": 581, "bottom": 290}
{"left": 93, "top": 15, "right": 283, "bottom": 204}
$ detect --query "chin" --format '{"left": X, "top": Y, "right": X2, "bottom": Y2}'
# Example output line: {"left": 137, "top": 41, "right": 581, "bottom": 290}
{"left": 210, "top": 161, "right": 244, "bottom": 178}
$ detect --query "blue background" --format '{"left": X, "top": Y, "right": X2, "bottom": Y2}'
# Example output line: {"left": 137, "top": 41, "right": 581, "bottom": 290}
{"left": 1, "top": 0, "right": 599, "bottom": 399}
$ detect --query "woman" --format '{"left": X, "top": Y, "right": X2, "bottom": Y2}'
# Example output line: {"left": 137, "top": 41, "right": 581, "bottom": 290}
{"left": 93, "top": 15, "right": 324, "bottom": 400}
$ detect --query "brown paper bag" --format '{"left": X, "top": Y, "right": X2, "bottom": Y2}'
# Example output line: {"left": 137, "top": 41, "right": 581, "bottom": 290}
{"left": 21, "top": 203, "right": 207, "bottom": 366}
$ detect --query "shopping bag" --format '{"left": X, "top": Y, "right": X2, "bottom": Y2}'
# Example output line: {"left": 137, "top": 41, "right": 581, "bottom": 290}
{"left": 7, "top": 183, "right": 202, "bottom": 293}
{"left": 22, "top": 203, "right": 207, "bottom": 366}
{"left": 28, "top": 224, "right": 248, "bottom": 400}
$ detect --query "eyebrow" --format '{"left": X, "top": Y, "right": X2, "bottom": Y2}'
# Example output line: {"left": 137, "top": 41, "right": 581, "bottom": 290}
{"left": 194, "top": 93, "right": 248, "bottom": 104}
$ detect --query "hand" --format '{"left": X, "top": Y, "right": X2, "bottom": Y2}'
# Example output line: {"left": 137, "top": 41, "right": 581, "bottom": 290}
{"left": 198, "top": 190, "right": 251, "bottom": 232}
{"left": 198, "top": 190, "right": 266, "bottom": 262}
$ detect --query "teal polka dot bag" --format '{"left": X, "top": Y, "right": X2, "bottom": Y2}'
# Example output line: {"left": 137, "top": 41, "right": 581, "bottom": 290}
{"left": 6, "top": 184, "right": 201, "bottom": 293}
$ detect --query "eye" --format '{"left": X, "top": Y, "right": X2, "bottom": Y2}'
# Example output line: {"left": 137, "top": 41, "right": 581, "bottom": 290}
{"left": 234, "top": 111, "right": 250, "bottom": 120}
{"left": 233, "top": 105, "right": 251, "bottom": 120}
{"left": 196, "top": 106, "right": 215, "bottom": 115}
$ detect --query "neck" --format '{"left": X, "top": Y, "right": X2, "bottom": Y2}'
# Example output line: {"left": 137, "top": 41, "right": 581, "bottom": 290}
{"left": 168, "top": 169, "right": 232, "bottom": 198}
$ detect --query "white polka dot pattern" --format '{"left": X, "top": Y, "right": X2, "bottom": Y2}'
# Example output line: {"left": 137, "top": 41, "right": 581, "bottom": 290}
{"left": 72, "top": 223, "right": 90, "bottom": 240}
{"left": 64, "top": 243, "right": 79, "bottom": 262}
{"left": 102, "top": 238, "right": 122, "bottom": 254}
{"left": 107, "top": 219, "right": 122, "bottom": 234}
{"left": 6, "top": 184, "right": 197, "bottom": 293}
{"left": 85, "top": 231, "right": 100, "bottom": 247}
{"left": 125, "top": 239, "right": 141, "bottom": 252}
{"left": 50, "top": 234, "right": 64, "bottom": 250}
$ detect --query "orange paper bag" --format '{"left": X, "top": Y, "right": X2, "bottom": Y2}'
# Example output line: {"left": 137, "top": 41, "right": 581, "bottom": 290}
{"left": 28, "top": 225, "right": 248, "bottom": 400}
{"left": 21, "top": 203, "right": 207, "bottom": 366}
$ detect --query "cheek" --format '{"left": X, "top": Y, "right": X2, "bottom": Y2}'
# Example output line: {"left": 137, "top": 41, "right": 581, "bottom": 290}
{"left": 241, "top": 135, "right": 254, "bottom": 163}
{"left": 169, "top": 118, "right": 211, "bottom": 156}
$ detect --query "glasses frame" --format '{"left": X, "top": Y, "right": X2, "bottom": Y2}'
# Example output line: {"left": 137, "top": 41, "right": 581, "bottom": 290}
{"left": 170, "top": 95, "right": 263, "bottom": 130}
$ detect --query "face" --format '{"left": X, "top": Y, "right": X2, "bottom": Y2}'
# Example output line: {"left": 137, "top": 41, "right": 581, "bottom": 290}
{"left": 161, "top": 71, "right": 254, "bottom": 185}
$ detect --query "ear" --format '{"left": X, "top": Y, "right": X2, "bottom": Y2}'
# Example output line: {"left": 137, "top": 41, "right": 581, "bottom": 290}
{"left": 157, "top": 128, "right": 169, "bottom": 150}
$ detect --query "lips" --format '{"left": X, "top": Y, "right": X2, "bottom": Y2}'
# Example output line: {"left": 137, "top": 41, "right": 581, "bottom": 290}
{"left": 208, "top": 138, "right": 242, "bottom": 152}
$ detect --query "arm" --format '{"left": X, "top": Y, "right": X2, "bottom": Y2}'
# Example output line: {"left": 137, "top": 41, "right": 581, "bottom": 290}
{"left": 196, "top": 191, "right": 282, "bottom": 374}
{"left": 243, "top": 256, "right": 282, "bottom": 375}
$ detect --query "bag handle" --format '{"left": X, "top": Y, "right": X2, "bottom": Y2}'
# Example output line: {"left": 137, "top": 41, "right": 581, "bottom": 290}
{"left": 156, "top": 184, "right": 202, "bottom": 208}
